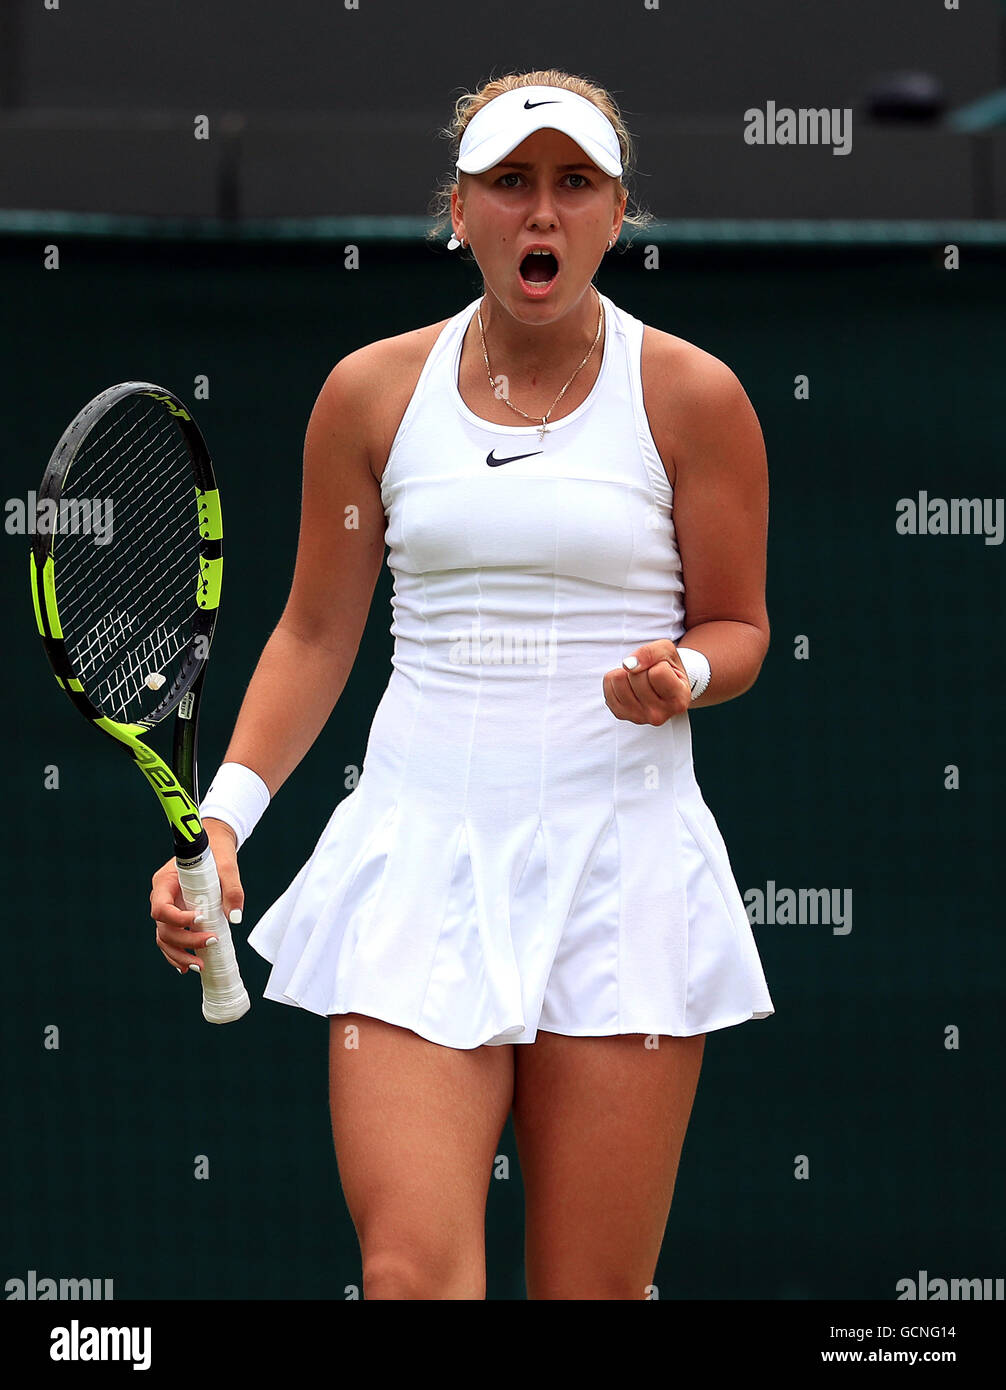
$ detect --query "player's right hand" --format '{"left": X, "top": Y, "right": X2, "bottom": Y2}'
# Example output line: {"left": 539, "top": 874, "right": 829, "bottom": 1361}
{"left": 151, "top": 818, "right": 244, "bottom": 974}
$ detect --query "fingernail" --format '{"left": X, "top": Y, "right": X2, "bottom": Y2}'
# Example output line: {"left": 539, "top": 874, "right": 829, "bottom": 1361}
{"left": 188, "top": 963, "right": 202, "bottom": 974}
{"left": 229, "top": 909, "right": 242, "bottom": 925}
{"left": 176, "top": 968, "right": 183, "bottom": 975}
{"left": 204, "top": 936, "right": 218, "bottom": 946}
{"left": 622, "top": 656, "right": 639, "bottom": 670}
{"left": 193, "top": 913, "right": 205, "bottom": 924}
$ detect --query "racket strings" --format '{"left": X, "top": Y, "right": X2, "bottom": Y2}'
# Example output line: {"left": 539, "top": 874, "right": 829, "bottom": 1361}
{"left": 53, "top": 396, "right": 202, "bottom": 723}
{"left": 61, "top": 407, "right": 191, "bottom": 625}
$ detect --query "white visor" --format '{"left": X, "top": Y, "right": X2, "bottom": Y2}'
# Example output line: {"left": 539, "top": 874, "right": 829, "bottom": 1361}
{"left": 456, "top": 85, "right": 623, "bottom": 178}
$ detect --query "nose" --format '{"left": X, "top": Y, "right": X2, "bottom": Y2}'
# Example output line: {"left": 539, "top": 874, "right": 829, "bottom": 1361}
{"left": 526, "top": 178, "right": 559, "bottom": 231}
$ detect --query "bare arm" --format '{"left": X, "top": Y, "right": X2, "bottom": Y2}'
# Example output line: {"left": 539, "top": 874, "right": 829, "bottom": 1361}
{"left": 217, "top": 351, "right": 387, "bottom": 796}
{"left": 656, "top": 349, "right": 770, "bottom": 709}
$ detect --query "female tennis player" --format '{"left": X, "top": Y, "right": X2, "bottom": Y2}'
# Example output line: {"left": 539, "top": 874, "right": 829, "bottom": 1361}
{"left": 151, "top": 68, "right": 774, "bottom": 1300}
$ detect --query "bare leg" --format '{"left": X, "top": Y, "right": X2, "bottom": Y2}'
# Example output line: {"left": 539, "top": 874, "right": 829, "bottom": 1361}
{"left": 512, "top": 1029, "right": 705, "bottom": 1299}
{"left": 329, "top": 1013, "right": 514, "bottom": 1299}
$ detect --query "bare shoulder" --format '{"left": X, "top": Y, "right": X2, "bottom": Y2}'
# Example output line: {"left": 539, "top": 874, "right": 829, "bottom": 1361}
{"left": 316, "top": 318, "right": 453, "bottom": 485}
{"left": 639, "top": 326, "right": 758, "bottom": 489}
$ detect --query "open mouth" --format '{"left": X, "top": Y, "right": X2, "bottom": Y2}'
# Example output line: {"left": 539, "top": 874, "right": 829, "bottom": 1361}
{"left": 519, "top": 250, "right": 559, "bottom": 290}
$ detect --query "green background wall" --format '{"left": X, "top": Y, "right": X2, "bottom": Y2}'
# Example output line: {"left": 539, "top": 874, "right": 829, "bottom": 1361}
{"left": 1, "top": 233, "right": 1003, "bottom": 1299}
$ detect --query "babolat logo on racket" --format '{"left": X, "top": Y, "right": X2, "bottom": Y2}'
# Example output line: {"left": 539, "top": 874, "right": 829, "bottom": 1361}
{"left": 144, "top": 391, "right": 192, "bottom": 422}
{"left": 178, "top": 692, "right": 195, "bottom": 720}
{"left": 133, "top": 748, "right": 202, "bottom": 842}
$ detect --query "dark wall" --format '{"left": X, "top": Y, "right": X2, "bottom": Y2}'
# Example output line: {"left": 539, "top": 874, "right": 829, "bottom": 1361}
{"left": 3, "top": 0, "right": 998, "bottom": 115}
{"left": 1, "top": 0, "right": 1004, "bottom": 217}
{"left": 2, "top": 233, "right": 1003, "bottom": 1298}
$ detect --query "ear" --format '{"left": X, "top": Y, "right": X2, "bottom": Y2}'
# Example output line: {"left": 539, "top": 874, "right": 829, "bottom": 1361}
{"left": 450, "top": 182, "right": 466, "bottom": 243}
{"left": 611, "top": 186, "right": 627, "bottom": 242}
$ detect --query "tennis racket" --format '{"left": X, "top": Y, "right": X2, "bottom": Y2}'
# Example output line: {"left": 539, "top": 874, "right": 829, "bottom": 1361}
{"left": 29, "top": 381, "right": 250, "bottom": 1024}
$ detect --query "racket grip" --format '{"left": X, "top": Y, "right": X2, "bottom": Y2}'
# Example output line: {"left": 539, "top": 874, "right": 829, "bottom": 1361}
{"left": 176, "top": 844, "right": 251, "bottom": 1024}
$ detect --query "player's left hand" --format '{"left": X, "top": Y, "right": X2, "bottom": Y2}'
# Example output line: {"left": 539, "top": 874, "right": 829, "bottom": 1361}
{"left": 603, "top": 640, "right": 691, "bottom": 725}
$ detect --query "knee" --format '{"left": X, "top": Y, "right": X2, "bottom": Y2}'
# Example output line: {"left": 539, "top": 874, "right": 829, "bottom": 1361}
{"left": 362, "top": 1245, "right": 485, "bottom": 1301}
{"left": 362, "top": 1251, "right": 431, "bottom": 1300}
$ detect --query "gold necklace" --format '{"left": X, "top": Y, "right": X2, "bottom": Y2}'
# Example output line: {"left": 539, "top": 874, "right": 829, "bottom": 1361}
{"left": 477, "top": 287, "right": 604, "bottom": 444}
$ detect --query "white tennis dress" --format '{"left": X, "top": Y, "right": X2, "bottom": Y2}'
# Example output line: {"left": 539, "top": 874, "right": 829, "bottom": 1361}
{"left": 247, "top": 290, "right": 774, "bottom": 1048}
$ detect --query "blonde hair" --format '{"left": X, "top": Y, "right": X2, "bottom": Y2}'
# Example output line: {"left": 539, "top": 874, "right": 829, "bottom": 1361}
{"left": 426, "top": 68, "right": 653, "bottom": 244}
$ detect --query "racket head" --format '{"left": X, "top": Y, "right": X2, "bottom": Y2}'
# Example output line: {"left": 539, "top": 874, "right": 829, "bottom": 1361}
{"left": 30, "top": 382, "right": 222, "bottom": 734}
{"left": 29, "top": 383, "right": 248, "bottom": 1022}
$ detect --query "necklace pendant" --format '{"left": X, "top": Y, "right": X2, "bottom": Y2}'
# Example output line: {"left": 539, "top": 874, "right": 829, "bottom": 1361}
{"left": 538, "top": 420, "right": 547, "bottom": 444}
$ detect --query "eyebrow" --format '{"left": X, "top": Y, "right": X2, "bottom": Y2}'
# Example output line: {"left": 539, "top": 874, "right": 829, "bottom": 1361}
{"left": 494, "top": 161, "right": 596, "bottom": 172}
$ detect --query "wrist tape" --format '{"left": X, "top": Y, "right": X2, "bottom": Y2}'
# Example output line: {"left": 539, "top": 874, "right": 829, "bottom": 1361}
{"left": 199, "top": 762, "right": 271, "bottom": 851}
{"left": 676, "top": 646, "right": 712, "bottom": 701}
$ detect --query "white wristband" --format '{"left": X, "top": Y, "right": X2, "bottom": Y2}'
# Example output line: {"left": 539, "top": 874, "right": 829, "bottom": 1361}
{"left": 199, "top": 762, "right": 271, "bottom": 851}
{"left": 676, "top": 646, "right": 711, "bottom": 701}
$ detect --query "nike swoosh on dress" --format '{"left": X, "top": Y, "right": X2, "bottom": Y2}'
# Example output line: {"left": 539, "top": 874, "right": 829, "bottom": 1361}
{"left": 486, "top": 450, "right": 545, "bottom": 467}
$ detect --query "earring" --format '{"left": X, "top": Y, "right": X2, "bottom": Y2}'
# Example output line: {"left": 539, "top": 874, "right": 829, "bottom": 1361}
{"left": 607, "top": 238, "right": 614, "bottom": 250}
{"left": 448, "top": 234, "right": 465, "bottom": 251}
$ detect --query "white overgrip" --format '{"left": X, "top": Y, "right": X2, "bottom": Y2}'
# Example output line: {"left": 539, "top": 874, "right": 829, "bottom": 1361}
{"left": 176, "top": 844, "right": 251, "bottom": 1024}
